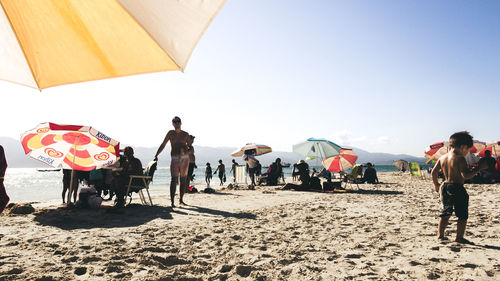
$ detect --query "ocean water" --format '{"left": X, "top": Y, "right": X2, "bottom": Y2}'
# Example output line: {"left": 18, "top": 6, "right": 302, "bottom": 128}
{"left": 3, "top": 165, "right": 403, "bottom": 203}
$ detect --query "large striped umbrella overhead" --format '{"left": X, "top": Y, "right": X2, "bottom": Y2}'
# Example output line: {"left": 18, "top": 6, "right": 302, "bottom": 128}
{"left": 0, "top": 0, "right": 226, "bottom": 89}
{"left": 322, "top": 148, "right": 357, "bottom": 172}
{"left": 231, "top": 143, "right": 272, "bottom": 157}
{"left": 21, "top": 122, "right": 120, "bottom": 171}
{"left": 293, "top": 138, "right": 342, "bottom": 160}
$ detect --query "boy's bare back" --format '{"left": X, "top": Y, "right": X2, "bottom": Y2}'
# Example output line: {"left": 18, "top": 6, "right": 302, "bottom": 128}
{"left": 438, "top": 152, "right": 468, "bottom": 184}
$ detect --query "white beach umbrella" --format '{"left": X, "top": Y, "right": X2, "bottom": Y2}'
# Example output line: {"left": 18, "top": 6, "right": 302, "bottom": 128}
{"left": 231, "top": 143, "right": 272, "bottom": 157}
{"left": 0, "top": 0, "right": 226, "bottom": 89}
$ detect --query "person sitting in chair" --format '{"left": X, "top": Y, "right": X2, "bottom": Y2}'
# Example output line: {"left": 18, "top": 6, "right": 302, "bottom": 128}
{"left": 260, "top": 158, "right": 283, "bottom": 186}
{"left": 362, "top": 163, "right": 379, "bottom": 184}
{"left": 111, "top": 146, "right": 143, "bottom": 208}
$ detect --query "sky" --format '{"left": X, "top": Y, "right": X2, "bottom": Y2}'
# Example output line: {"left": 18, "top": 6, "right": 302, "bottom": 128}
{"left": 1, "top": 0, "right": 499, "bottom": 157}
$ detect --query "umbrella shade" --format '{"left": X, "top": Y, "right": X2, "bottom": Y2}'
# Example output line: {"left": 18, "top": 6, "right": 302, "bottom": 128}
{"left": 293, "top": 138, "right": 342, "bottom": 160}
{"left": 424, "top": 142, "right": 449, "bottom": 160}
{"left": 0, "top": 0, "right": 226, "bottom": 89}
{"left": 322, "top": 148, "right": 357, "bottom": 172}
{"left": 393, "top": 160, "right": 409, "bottom": 172}
{"left": 479, "top": 142, "right": 500, "bottom": 157}
{"left": 231, "top": 143, "right": 272, "bottom": 157}
{"left": 21, "top": 122, "right": 120, "bottom": 171}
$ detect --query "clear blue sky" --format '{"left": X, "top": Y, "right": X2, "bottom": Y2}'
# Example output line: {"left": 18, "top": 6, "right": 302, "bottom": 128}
{"left": 1, "top": 0, "right": 499, "bottom": 156}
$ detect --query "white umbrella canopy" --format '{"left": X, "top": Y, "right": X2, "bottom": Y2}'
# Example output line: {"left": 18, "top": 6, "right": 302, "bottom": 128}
{"left": 0, "top": 0, "right": 226, "bottom": 89}
{"left": 231, "top": 143, "right": 272, "bottom": 157}
{"left": 293, "top": 138, "right": 342, "bottom": 160}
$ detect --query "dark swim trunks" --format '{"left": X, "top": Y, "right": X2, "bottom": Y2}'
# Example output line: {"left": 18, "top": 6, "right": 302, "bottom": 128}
{"left": 440, "top": 183, "right": 469, "bottom": 220}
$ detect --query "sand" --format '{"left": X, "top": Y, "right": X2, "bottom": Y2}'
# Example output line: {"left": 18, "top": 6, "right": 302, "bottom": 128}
{"left": 0, "top": 172, "right": 499, "bottom": 280}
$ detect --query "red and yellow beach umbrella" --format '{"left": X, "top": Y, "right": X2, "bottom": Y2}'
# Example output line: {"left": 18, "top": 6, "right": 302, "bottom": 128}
{"left": 21, "top": 123, "right": 120, "bottom": 171}
{"left": 21, "top": 122, "right": 120, "bottom": 203}
{"left": 479, "top": 141, "right": 500, "bottom": 157}
{"left": 424, "top": 142, "right": 449, "bottom": 160}
{"left": 322, "top": 148, "right": 358, "bottom": 173}
{"left": 0, "top": 0, "right": 226, "bottom": 89}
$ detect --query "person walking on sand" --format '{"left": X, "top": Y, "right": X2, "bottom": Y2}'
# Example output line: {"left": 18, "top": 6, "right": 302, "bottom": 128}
{"left": 205, "top": 163, "right": 212, "bottom": 186}
{"left": 214, "top": 160, "right": 226, "bottom": 186}
{"left": 0, "top": 145, "right": 10, "bottom": 214}
{"left": 431, "top": 131, "right": 487, "bottom": 244}
{"left": 154, "top": 116, "right": 190, "bottom": 207}
{"left": 230, "top": 159, "right": 239, "bottom": 183}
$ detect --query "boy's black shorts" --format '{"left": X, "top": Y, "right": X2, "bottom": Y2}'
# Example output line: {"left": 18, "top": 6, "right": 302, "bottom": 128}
{"left": 440, "top": 183, "right": 469, "bottom": 220}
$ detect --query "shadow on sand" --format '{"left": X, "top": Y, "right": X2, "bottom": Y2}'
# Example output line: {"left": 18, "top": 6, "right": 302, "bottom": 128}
{"left": 178, "top": 204, "right": 257, "bottom": 220}
{"left": 33, "top": 204, "right": 174, "bottom": 230}
{"left": 344, "top": 189, "right": 404, "bottom": 195}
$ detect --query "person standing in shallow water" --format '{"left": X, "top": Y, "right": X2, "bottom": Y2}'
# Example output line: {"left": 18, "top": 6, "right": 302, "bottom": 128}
{"left": 154, "top": 116, "right": 190, "bottom": 207}
{"left": 214, "top": 160, "right": 225, "bottom": 186}
{"left": 205, "top": 163, "right": 212, "bottom": 186}
{"left": 0, "top": 145, "right": 10, "bottom": 214}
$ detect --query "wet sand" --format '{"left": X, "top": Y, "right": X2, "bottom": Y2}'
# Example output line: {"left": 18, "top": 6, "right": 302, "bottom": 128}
{"left": 0, "top": 172, "right": 499, "bottom": 280}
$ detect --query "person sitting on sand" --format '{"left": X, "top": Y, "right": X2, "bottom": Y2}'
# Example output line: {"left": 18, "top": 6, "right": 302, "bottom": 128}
{"left": 431, "top": 131, "right": 487, "bottom": 244}
{"left": 111, "top": 146, "right": 143, "bottom": 208}
{"left": 284, "top": 160, "right": 312, "bottom": 190}
{"left": 478, "top": 150, "right": 497, "bottom": 183}
{"left": 205, "top": 163, "right": 212, "bottom": 186}
{"left": 214, "top": 160, "right": 226, "bottom": 186}
{"left": 362, "top": 163, "right": 379, "bottom": 184}
{"left": 0, "top": 145, "right": 10, "bottom": 214}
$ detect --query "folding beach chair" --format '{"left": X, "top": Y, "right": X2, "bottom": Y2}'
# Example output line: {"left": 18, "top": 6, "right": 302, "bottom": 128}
{"left": 234, "top": 165, "right": 247, "bottom": 186}
{"left": 344, "top": 164, "right": 362, "bottom": 189}
{"left": 409, "top": 162, "right": 423, "bottom": 179}
{"left": 126, "top": 160, "right": 157, "bottom": 206}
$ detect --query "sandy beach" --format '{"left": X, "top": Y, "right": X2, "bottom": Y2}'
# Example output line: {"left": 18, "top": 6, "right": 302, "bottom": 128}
{"left": 1, "top": 172, "right": 499, "bottom": 280}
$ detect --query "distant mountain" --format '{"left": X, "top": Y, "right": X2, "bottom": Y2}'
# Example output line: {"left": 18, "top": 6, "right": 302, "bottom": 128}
{"left": 0, "top": 136, "right": 426, "bottom": 168}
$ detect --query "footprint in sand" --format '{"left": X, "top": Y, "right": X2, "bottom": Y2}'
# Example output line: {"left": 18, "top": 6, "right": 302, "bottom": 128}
{"left": 460, "top": 263, "right": 477, "bottom": 269}
{"left": 74, "top": 267, "right": 86, "bottom": 276}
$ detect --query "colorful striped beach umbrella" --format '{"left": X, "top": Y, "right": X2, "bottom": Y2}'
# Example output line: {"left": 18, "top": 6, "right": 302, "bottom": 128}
{"left": 0, "top": 0, "right": 226, "bottom": 90}
{"left": 479, "top": 141, "right": 500, "bottom": 157}
{"left": 21, "top": 122, "right": 120, "bottom": 203}
{"left": 470, "top": 140, "right": 487, "bottom": 154}
{"left": 231, "top": 143, "right": 272, "bottom": 157}
{"left": 322, "top": 148, "right": 358, "bottom": 172}
{"left": 424, "top": 142, "right": 449, "bottom": 160}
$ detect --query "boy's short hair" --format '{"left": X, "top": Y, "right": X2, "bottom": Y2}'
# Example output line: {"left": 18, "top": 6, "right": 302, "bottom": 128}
{"left": 449, "top": 131, "right": 473, "bottom": 148}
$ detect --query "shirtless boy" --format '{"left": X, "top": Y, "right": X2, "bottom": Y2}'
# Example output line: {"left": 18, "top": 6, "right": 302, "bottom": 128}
{"left": 154, "top": 116, "right": 190, "bottom": 207}
{"left": 431, "top": 131, "right": 487, "bottom": 244}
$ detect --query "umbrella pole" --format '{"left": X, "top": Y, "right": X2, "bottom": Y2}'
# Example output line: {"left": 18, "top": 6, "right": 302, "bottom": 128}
{"left": 67, "top": 136, "right": 79, "bottom": 205}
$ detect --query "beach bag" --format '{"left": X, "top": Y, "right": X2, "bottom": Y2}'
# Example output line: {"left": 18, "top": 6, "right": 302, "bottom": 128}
{"left": 223, "top": 174, "right": 226, "bottom": 183}
{"left": 77, "top": 187, "right": 100, "bottom": 208}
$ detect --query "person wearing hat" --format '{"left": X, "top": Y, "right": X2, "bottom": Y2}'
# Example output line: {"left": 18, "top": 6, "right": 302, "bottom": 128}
{"left": 154, "top": 116, "right": 191, "bottom": 207}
